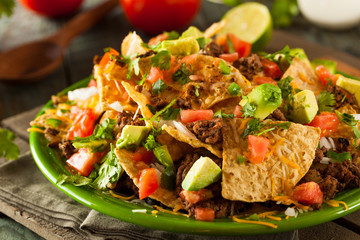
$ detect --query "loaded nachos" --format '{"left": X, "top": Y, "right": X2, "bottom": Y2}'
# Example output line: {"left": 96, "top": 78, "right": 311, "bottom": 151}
{"left": 30, "top": 22, "right": 360, "bottom": 226}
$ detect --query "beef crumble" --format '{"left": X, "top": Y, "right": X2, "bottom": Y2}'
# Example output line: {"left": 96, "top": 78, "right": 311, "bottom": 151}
{"left": 265, "top": 108, "right": 287, "bottom": 121}
{"left": 186, "top": 119, "right": 223, "bottom": 144}
{"left": 58, "top": 140, "right": 77, "bottom": 159}
{"left": 202, "top": 41, "right": 224, "bottom": 58}
{"left": 233, "top": 54, "right": 262, "bottom": 80}
{"left": 117, "top": 111, "right": 145, "bottom": 133}
{"left": 327, "top": 84, "right": 359, "bottom": 111}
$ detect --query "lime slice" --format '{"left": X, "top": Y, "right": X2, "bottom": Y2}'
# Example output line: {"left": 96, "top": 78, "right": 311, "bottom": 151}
{"left": 218, "top": 2, "right": 273, "bottom": 52}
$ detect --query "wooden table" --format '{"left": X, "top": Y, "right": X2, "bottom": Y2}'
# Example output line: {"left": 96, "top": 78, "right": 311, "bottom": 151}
{"left": 1, "top": 0, "right": 360, "bottom": 239}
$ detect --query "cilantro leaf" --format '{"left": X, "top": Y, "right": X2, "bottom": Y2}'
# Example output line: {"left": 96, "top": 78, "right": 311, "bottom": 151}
{"left": 241, "top": 100, "right": 257, "bottom": 119}
{"left": 335, "top": 111, "right": 358, "bottom": 127}
{"left": 277, "top": 76, "right": 293, "bottom": 99}
{"left": 113, "top": 53, "right": 140, "bottom": 79}
{"left": 227, "top": 35, "right": 235, "bottom": 53}
{"left": 265, "top": 122, "right": 291, "bottom": 130}
{"left": 0, "top": 129, "right": 20, "bottom": 160}
{"left": 317, "top": 91, "right": 335, "bottom": 113}
{"left": 237, "top": 156, "right": 245, "bottom": 164}
{"left": 265, "top": 45, "right": 294, "bottom": 65}
{"left": 196, "top": 37, "right": 206, "bottom": 49}
{"left": 137, "top": 72, "right": 148, "bottom": 86}
{"left": 214, "top": 109, "right": 235, "bottom": 119}
{"left": 228, "top": 82, "right": 241, "bottom": 96}
{"left": 162, "top": 107, "right": 181, "bottom": 120}
{"left": 327, "top": 150, "right": 352, "bottom": 163}
{"left": 150, "top": 50, "right": 171, "bottom": 71}
{"left": 92, "top": 144, "right": 122, "bottom": 190}
{"left": 164, "top": 31, "right": 179, "bottom": 40}
{"left": 146, "top": 104, "right": 157, "bottom": 115}
{"left": 152, "top": 79, "right": 167, "bottom": 95}
{"left": 149, "top": 98, "right": 177, "bottom": 123}
{"left": 56, "top": 174, "right": 92, "bottom": 186}
{"left": 144, "top": 134, "right": 161, "bottom": 151}
{"left": 0, "top": 0, "right": 15, "bottom": 18}
{"left": 172, "top": 62, "right": 193, "bottom": 85}
{"left": 241, "top": 118, "right": 263, "bottom": 138}
{"left": 219, "top": 60, "right": 231, "bottom": 75}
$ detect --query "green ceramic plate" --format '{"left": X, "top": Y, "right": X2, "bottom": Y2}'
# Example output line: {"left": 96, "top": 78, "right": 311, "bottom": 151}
{"left": 30, "top": 76, "right": 360, "bottom": 235}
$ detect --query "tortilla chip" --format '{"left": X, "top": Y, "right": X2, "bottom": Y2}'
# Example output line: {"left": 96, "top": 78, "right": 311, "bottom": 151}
{"left": 156, "top": 132, "right": 194, "bottom": 161}
{"left": 115, "top": 148, "right": 183, "bottom": 209}
{"left": 222, "top": 119, "right": 321, "bottom": 202}
{"left": 282, "top": 57, "right": 324, "bottom": 93}
{"left": 121, "top": 32, "right": 147, "bottom": 57}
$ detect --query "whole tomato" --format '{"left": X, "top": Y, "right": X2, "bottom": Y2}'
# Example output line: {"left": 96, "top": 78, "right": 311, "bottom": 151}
{"left": 19, "top": 0, "right": 84, "bottom": 18}
{"left": 120, "top": 0, "right": 201, "bottom": 34}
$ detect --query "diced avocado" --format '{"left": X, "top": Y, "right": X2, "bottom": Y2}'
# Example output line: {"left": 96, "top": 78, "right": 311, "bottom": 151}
{"left": 240, "top": 83, "right": 282, "bottom": 120}
{"left": 180, "top": 26, "right": 204, "bottom": 39}
{"left": 289, "top": 90, "right": 318, "bottom": 124}
{"left": 116, "top": 125, "right": 149, "bottom": 150}
{"left": 45, "top": 118, "right": 62, "bottom": 128}
{"left": 72, "top": 139, "right": 108, "bottom": 151}
{"left": 181, "top": 156, "right": 221, "bottom": 191}
{"left": 311, "top": 59, "right": 337, "bottom": 75}
{"left": 153, "top": 145, "right": 173, "bottom": 168}
{"left": 156, "top": 37, "right": 200, "bottom": 56}
{"left": 161, "top": 166, "right": 176, "bottom": 190}
{"left": 336, "top": 75, "right": 360, "bottom": 105}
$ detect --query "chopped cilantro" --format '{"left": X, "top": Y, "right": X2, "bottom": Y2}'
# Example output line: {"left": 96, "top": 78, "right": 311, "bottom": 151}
{"left": 249, "top": 214, "right": 260, "bottom": 221}
{"left": 228, "top": 82, "right": 241, "bottom": 96}
{"left": 214, "top": 109, "right": 235, "bottom": 119}
{"left": 45, "top": 118, "right": 62, "bottom": 128}
{"left": 150, "top": 50, "right": 171, "bottom": 71}
{"left": 149, "top": 98, "right": 177, "bottom": 124}
{"left": 237, "top": 156, "right": 245, "bottom": 164}
{"left": 162, "top": 107, "right": 181, "bottom": 120}
{"left": 317, "top": 91, "right": 335, "bottom": 113}
{"left": 103, "top": 47, "right": 111, "bottom": 53}
{"left": 264, "top": 45, "right": 294, "bottom": 65}
{"left": 56, "top": 174, "right": 92, "bottom": 186}
{"left": 137, "top": 72, "right": 148, "bottom": 86}
{"left": 327, "top": 150, "right": 352, "bottom": 163}
{"left": 277, "top": 76, "right": 293, "bottom": 100}
{"left": 144, "top": 134, "right": 161, "bottom": 151}
{"left": 164, "top": 30, "right": 179, "bottom": 40}
{"left": 172, "top": 62, "right": 193, "bottom": 85}
{"left": 241, "top": 118, "right": 291, "bottom": 138}
{"left": 113, "top": 53, "right": 140, "bottom": 79}
{"left": 60, "top": 109, "right": 70, "bottom": 113}
{"left": 241, "top": 99, "right": 257, "bottom": 119}
{"left": 0, "top": 0, "right": 15, "bottom": 18}
{"left": 226, "top": 35, "right": 235, "bottom": 53}
{"left": 335, "top": 111, "right": 358, "bottom": 127}
{"left": 195, "top": 85, "right": 200, "bottom": 97}
{"left": 266, "top": 122, "right": 291, "bottom": 130}
{"left": 219, "top": 60, "right": 231, "bottom": 75}
{"left": 152, "top": 79, "right": 167, "bottom": 95}
{"left": 0, "top": 129, "right": 20, "bottom": 160}
{"left": 147, "top": 104, "right": 157, "bottom": 115}
{"left": 196, "top": 37, "right": 206, "bottom": 49}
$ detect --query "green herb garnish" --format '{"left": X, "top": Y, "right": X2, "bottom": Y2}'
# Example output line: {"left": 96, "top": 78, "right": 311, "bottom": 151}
{"left": 214, "top": 109, "right": 235, "bottom": 119}
{"left": 228, "top": 82, "right": 241, "bottom": 96}
{"left": 152, "top": 79, "right": 167, "bottom": 95}
{"left": 0, "top": 129, "right": 20, "bottom": 160}
{"left": 219, "top": 60, "right": 231, "bottom": 75}
{"left": 172, "top": 62, "right": 193, "bottom": 85}
{"left": 327, "top": 150, "right": 352, "bottom": 163}
{"left": 317, "top": 91, "right": 335, "bottom": 113}
{"left": 150, "top": 50, "right": 171, "bottom": 71}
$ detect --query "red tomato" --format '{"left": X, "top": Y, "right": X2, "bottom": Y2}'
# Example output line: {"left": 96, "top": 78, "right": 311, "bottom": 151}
{"left": 66, "top": 148, "right": 102, "bottom": 176}
{"left": 216, "top": 34, "right": 251, "bottom": 58}
{"left": 180, "top": 110, "right": 214, "bottom": 123}
{"left": 308, "top": 112, "right": 339, "bottom": 137}
{"left": 88, "top": 79, "right": 97, "bottom": 88}
{"left": 260, "top": 59, "right": 283, "bottom": 79}
{"left": 148, "top": 33, "right": 168, "bottom": 46}
{"left": 19, "top": 0, "right": 84, "bottom": 18}
{"left": 146, "top": 67, "right": 164, "bottom": 84}
{"left": 293, "top": 182, "right": 323, "bottom": 205}
{"left": 133, "top": 147, "right": 154, "bottom": 164}
{"left": 253, "top": 76, "right": 278, "bottom": 86}
{"left": 233, "top": 105, "right": 243, "bottom": 118}
{"left": 120, "top": 0, "right": 201, "bottom": 34}
{"left": 99, "top": 48, "right": 119, "bottom": 69}
{"left": 219, "top": 53, "right": 239, "bottom": 62}
{"left": 138, "top": 168, "right": 159, "bottom": 200}
{"left": 315, "top": 65, "right": 338, "bottom": 85}
{"left": 248, "top": 135, "right": 270, "bottom": 164}
{"left": 195, "top": 207, "right": 215, "bottom": 221}
{"left": 67, "top": 108, "right": 96, "bottom": 140}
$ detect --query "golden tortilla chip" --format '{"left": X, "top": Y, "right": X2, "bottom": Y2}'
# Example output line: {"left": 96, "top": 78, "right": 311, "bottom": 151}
{"left": 115, "top": 148, "right": 183, "bottom": 209}
{"left": 121, "top": 32, "right": 147, "bottom": 57}
{"left": 282, "top": 57, "right": 324, "bottom": 93}
{"left": 222, "top": 119, "right": 321, "bottom": 202}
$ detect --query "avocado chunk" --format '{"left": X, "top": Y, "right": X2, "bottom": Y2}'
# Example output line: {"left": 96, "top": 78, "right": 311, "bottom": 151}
{"left": 180, "top": 26, "right": 204, "bottom": 39}
{"left": 116, "top": 125, "right": 149, "bottom": 150}
{"left": 311, "top": 59, "right": 337, "bottom": 75}
{"left": 240, "top": 83, "right": 282, "bottom": 120}
{"left": 155, "top": 37, "right": 200, "bottom": 56}
{"left": 181, "top": 156, "right": 221, "bottom": 191}
{"left": 153, "top": 145, "right": 173, "bottom": 168}
{"left": 289, "top": 90, "right": 318, "bottom": 124}
{"left": 336, "top": 75, "right": 360, "bottom": 105}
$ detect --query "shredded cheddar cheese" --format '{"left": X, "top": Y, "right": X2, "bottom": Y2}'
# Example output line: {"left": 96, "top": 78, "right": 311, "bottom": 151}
{"left": 325, "top": 200, "right": 349, "bottom": 210}
{"left": 265, "top": 215, "right": 282, "bottom": 221}
{"left": 266, "top": 138, "right": 285, "bottom": 157}
{"left": 285, "top": 215, "right": 290, "bottom": 220}
{"left": 272, "top": 196, "right": 310, "bottom": 210}
{"left": 232, "top": 216, "right": 278, "bottom": 229}
{"left": 257, "top": 211, "right": 280, "bottom": 218}
{"left": 299, "top": 72, "right": 315, "bottom": 85}
{"left": 154, "top": 206, "right": 189, "bottom": 217}
{"left": 109, "top": 190, "right": 135, "bottom": 200}
{"left": 152, "top": 210, "right": 159, "bottom": 216}
{"left": 27, "top": 128, "right": 45, "bottom": 133}
{"left": 239, "top": 118, "right": 252, "bottom": 133}
{"left": 271, "top": 176, "right": 275, "bottom": 197}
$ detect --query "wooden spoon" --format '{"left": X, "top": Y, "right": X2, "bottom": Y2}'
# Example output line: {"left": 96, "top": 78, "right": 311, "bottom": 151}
{"left": 0, "top": 0, "right": 118, "bottom": 84}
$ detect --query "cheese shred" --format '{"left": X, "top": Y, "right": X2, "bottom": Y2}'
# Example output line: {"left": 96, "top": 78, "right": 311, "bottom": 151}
{"left": 325, "top": 200, "right": 349, "bottom": 210}
{"left": 109, "top": 190, "right": 135, "bottom": 200}
{"left": 232, "top": 216, "right": 278, "bottom": 229}
{"left": 27, "top": 128, "right": 45, "bottom": 133}
{"left": 154, "top": 205, "right": 189, "bottom": 217}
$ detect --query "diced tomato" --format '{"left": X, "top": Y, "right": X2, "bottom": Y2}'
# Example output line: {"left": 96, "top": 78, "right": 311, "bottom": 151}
{"left": 219, "top": 52, "right": 239, "bottom": 62}
{"left": 233, "top": 105, "right": 243, "bottom": 118}
{"left": 99, "top": 48, "right": 119, "bottom": 68}
{"left": 216, "top": 34, "right": 251, "bottom": 57}
{"left": 293, "top": 182, "right": 323, "bottom": 205}
{"left": 88, "top": 79, "right": 97, "bottom": 88}
{"left": 148, "top": 33, "right": 168, "bottom": 46}
{"left": 66, "top": 148, "right": 103, "bottom": 176}
{"left": 138, "top": 168, "right": 159, "bottom": 200}
{"left": 70, "top": 105, "right": 80, "bottom": 117}
{"left": 67, "top": 108, "right": 96, "bottom": 140}
{"left": 247, "top": 135, "right": 270, "bottom": 164}
{"left": 180, "top": 109, "right": 214, "bottom": 123}
{"left": 308, "top": 112, "right": 339, "bottom": 137}
{"left": 253, "top": 76, "right": 278, "bottom": 86}
{"left": 195, "top": 207, "right": 215, "bottom": 221}
{"left": 133, "top": 147, "right": 154, "bottom": 164}
{"left": 260, "top": 59, "right": 283, "bottom": 79}
{"left": 315, "top": 65, "right": 338, "bottom": 85}
{"left": 180, "top": 54, "right": 198, "bottom": 65}
{"left": 146, "top": 67, "right": 164, "bottom": 84}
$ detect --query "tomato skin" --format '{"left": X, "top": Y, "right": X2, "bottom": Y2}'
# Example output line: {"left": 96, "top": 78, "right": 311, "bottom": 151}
{"left": 66, "top": 148, "right": 102, "bottom": 176}
{"left": 253, "top": 76, "right": 278, "bottom": 86}
{"left": 216, "top": 34, "right": 251, "bottom": 58}
{"left": 315, "top": 65, "right": 338, "bottom": 85}
{"left": 147, "top": 67, "right": 164, "bottom": 84}
{"left": 120, "top": 0, "right": 201, "bottom": 34}
{"left": 148, "top": 33, "right": 168, "bottom": 46}
{"left": 308, "top": 112, "right": 339, "bottom": 137}
{"left": 67, "top": 108, "right": 96, "bottom": 140}
{"left": 99, "top": 48, "right": 119, "bottom": 69}
{"left": 219, "top": 53, "right": 239, "bottom": 62}
{"left": 133, "top": 147, "right": 154, "bottom": 164}
{"left": 293, "top": 182, "right": 323, "bottom": 205}
{"left": 248, "top": 135, "right": 270, "bottom": 164}
{"left": 233, "top": 105, "right": 243, "bottom": 118}
{"left": 138, "top": 168, "right": 159, "bottom": 200}
{"left": 195, "top": 207, "right": 215, "bottom": 221}
{"left": 180, "top": 110, "right": 214, "bottom": 123}
{"left": 261, "top": 59, "right": 283, "bottom": 79}
{"left": 19, "top": 0, "right": 84, "bottom": 18}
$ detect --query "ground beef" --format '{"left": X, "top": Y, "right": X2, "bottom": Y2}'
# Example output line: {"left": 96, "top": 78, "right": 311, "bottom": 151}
{"left": 138, "top": 50, "right": 154, "bottom": 58}
{"left": 44, "top": 128, "right": 61, "bottom": 147}
{"left": 93, "top": 55, "right": 101, "bottom": 65}
{"left": 317, "top": 175, "right": 340, "bottom": 200}
{"left": 335, "top": 137, "right": 350, "bottom": 153}
{"left": 58, "top": 140, "right": 77, "bottom": 159}
{"left": 135, "top": 85, "right": 143, "bottom": 92}
{"left": 114, "top": 173, "right": 138, "bottom": 197}
{"left": 202, "top": 41, "right": 224, "bottom": 57}
{"left": 150, "top": 96, "right": 168, "bottom": 111}
{"left": 117, "top": 111, "right": 145, "bottom": 132}
{"left": 265, "top": 108, "right": 287, "bottom": 121}
{"left": 51, "top": 95, "right": 68, "bottom": 105}
{"left": 233, "top": 54, "right": 262, "bottom": 80}
{"left": 321, "top": 160, "right": 357, "bottom": 187}
{"left": 314, "top": 146, "right": 327, "bottom": 163}
{"left": 327, "top": 84, "right": 359, "bottom": 111}
{"left": 186, "top": 119, "right": 223, "bottom": 144}
{"left": 176, "top": 98, "right": 191, "bottom": 109}
{"left": 303, "top": 169, "right": 323, "bottom": 183}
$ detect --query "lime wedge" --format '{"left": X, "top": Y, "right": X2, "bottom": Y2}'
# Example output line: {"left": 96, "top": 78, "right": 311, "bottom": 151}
{"left": 218, "top": 2, "right": 273, "bottom": 52}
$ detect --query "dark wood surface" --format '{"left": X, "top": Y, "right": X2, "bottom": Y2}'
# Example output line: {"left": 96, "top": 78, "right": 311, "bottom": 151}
{"left": 1, "top": 0, "right": 360, "bottom": 239}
